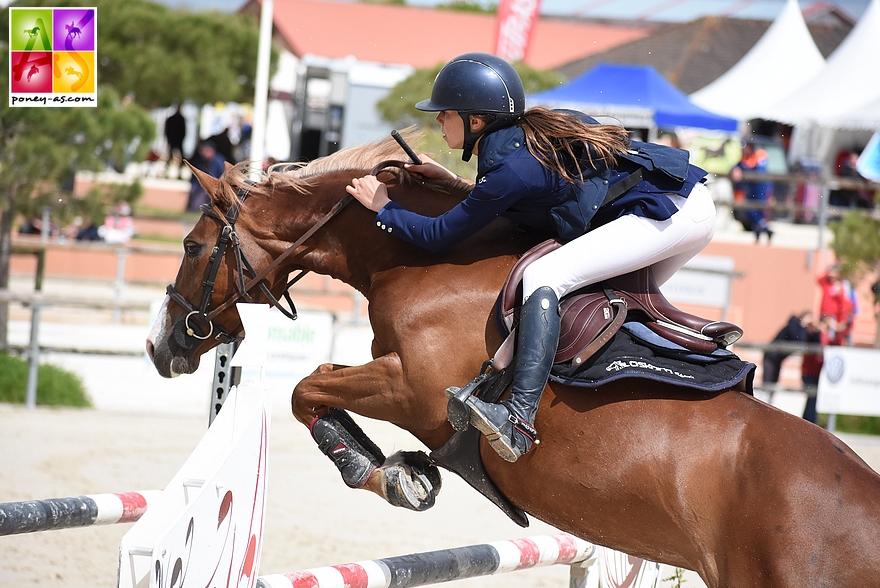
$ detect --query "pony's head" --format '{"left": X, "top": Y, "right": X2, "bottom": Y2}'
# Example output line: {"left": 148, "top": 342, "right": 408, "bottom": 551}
{"left": 146, "top": 128, "right": 456, "bottom": 377}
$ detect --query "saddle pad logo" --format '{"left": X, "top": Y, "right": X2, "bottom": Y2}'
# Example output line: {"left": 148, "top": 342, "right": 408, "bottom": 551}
{"left": 606, "top": 359, "right": 696, "bottom": 380}
{"left": 8, "top": 7, "right": 97, "bottom": 107}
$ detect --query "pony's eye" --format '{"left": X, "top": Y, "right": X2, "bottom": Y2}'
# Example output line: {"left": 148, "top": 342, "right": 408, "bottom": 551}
{"left": 184, "top": 241, "right": 202, "bottom": 257}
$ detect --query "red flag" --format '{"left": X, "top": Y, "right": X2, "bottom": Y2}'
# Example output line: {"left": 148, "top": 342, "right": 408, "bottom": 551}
{"left": 494, "top": 0, "right": 542, "bottom": 63}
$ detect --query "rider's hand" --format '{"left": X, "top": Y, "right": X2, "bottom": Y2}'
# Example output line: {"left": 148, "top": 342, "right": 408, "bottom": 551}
{"left": 346, "top": 175, "right": 390, "bottom": 212}
{"left": 404, "top": 155, "right": 460, "bottom": 181}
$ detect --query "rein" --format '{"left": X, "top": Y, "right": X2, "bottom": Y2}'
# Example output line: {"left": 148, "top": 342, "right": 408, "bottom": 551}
{"left": 166, "top": 159, "right": 401, "bottom": 349}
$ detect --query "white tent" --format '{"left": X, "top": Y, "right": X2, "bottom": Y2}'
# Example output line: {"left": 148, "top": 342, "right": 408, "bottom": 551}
{"left": 689, "top": 0, "right": 826, "bottom": 122}
{"left": 822, "top": 94, "right": 880, "bottom": 131}
{"left": 760, "top": 0, "right": 880, "bottom": 127}
{"left": 751, "top": 0, "right": 880, "bottom": 170}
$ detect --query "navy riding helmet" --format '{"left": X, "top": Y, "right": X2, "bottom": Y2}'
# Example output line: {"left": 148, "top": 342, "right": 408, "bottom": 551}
{"left": 416, "top": 52, "right": 526, "bottom": 161}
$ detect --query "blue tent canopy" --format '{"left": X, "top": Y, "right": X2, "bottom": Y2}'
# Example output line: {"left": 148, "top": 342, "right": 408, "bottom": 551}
{"left": 528, "top": 63, "right": 738, "bottom": 133}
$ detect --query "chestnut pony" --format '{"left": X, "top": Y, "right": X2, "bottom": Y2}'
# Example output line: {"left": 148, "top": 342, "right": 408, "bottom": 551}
{"left": 147, "top": 134, "right": 880, "bottom": 587}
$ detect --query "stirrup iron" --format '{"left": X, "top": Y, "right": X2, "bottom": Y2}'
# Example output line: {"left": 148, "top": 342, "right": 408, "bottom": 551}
{"left": 446, "top": 371, "right": 491, "bottom": 432}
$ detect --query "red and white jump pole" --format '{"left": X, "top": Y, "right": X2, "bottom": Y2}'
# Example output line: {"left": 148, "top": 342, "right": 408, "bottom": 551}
{"left": 0, "top": 490, "right": 162, "bottom": 536}
{"left": 256, "top": 533, "right": 595, "bottom": 588}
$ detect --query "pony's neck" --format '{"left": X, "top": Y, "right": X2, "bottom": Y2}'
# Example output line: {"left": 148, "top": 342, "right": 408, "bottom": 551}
{"left": 264, "top": 171, "right": 534, "bottom": 298}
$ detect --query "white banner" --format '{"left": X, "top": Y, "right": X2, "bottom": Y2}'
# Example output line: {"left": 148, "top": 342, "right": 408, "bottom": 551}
{"left": 659, "top": 254, "right": 734, "bottom": 308}
{"left": 817, "top": 346, "right": 880, "bottom": 416}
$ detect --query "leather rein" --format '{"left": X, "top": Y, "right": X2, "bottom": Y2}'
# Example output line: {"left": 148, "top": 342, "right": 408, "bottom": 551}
{"left": 165, "top": 160, "right": 403, "bottom": 350}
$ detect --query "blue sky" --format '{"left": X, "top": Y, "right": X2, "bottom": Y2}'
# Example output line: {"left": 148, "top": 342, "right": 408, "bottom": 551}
{"left": 156, "top": 0, "right": 873, "bottom": 22}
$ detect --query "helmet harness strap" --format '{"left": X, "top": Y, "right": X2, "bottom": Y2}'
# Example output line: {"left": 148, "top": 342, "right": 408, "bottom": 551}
{"left": 458, "top": 111, "right": 522, "bottom": 162}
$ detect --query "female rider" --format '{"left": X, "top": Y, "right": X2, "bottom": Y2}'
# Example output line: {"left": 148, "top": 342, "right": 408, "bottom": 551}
{"left": 346, "top": 52, "right": 716, "bottom": 462}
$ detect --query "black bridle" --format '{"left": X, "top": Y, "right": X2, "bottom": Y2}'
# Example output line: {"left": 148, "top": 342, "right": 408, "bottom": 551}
{"left": 165, "top": 185, "right": 353, "bottom": 350}
{"left": 165, "top": 159, "right": 405, "bottom": 351}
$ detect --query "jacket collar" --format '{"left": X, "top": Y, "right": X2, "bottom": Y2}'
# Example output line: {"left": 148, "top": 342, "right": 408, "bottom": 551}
{"left": 476, "top": 125, "right": 526, "bottom": 175}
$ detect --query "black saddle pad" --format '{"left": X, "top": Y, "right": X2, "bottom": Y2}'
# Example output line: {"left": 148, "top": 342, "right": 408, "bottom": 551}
{"left": 550, "top": 322, "right": 755, "bottom": 394}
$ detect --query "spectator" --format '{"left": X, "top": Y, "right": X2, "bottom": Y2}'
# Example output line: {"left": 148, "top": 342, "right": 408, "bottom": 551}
{"left": 187, "top": 140, "right": 226, "bottom": 211}
{"left": 205, "top": 128, "right": 235, "bottom": 164}
{"left": 800, "top": 316, "right": 826, "bottom": 424}
{"left": 76, "top": 222, "right": 100, "bottom": 241}
{"left": 730, "top": 141, "right": 773, "bottom": 243}
{"left": 829, "top": 150, "right": 873, "bottom": 210}
{"left": 792, "top": 157, "right": 821, "bottom": 224}
{"left": 18, "top": 216, "right": 57, "bottom": 237}
{"left": 18, "top": 218, "right": 42, "bottom": 235}
{"left": 762, "top": 312, "right": 812, "bottom": 386}
{"left": 164, "top": 105, "right": 186, "bottom": 163}
{"left": 817, "top": 265, "right": 856, "bottom": 346}
{"left": 98, "top": 201, "right": 135, "bottom": 244}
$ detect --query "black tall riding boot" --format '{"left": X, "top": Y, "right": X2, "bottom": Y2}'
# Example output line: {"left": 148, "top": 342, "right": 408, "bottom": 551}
{"left": 466, "top": 286, "right": 560, "bottom": 462}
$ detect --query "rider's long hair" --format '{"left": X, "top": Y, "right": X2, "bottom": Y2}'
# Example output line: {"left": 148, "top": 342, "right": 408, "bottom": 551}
{"left": 515, "top": 107, "right": 631, "bottom": 184}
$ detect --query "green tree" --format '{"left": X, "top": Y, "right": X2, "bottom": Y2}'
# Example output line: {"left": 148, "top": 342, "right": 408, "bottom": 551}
{"left": 0, "top": 0, "right": 273, "bottom": 348}
{"left": 828, "top": 210, "right": 880, "bottom": 347}
{"left": 434, "top": 0, "right": 497, "bottom": 14}
{"left": 0, "top": 49, "right": 155, "bottom": 347}
{"left": 376, "top": 62, "right": 563, "bottom": 175}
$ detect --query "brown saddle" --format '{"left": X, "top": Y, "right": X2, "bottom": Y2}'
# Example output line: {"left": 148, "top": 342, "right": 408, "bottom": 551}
{"left": 498, "top": 239, "right": 743, "bottom": 368}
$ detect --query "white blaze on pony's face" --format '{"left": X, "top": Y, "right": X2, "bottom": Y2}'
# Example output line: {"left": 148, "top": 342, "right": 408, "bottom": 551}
{"left": 146, "top": 295, "right": 180, "bottom": 376}
{"left": 146, "top": 296, "right": 169, "bottom": 348}
{"left": 147, "top": 295, "right": 203, "bottom": 378}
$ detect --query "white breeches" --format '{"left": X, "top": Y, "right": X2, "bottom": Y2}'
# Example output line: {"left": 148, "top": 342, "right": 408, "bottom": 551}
{"left": 522, "top": 182, "right": 716, "bottom": 301}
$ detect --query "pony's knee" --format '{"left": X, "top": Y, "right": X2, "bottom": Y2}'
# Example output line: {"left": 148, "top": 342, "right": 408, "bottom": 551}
{"left": 311, "top": 362, "right": 337, "bottom": 375}
{"left": 291, "top": 379, "right": 325, "bottom": 424}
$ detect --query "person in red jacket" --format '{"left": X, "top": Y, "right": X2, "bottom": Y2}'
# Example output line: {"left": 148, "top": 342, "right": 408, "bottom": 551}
{"left": 817, "top": 265, "right": 855, "bottom": 346}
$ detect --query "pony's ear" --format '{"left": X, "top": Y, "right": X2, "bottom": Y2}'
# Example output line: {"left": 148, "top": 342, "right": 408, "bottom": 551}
{"left": 223, "top": 161, "right": 234, "bottom": 173}
{"left": 184, "top": 160, "right": 220, "bottom": 199}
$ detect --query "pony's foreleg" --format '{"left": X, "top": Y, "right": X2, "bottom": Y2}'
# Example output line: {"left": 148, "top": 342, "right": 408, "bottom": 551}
{"left": 291, "top": 354, "right": 410, "bottom": 424}
{"left": 291, "top": 357, "right": 443, "bottom": 511}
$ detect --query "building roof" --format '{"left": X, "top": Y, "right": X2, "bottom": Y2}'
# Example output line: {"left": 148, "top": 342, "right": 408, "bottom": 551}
{"left": 556, "top": 15, "right": 852, "bottom": 93}
{"left": 538, "top": 0, "right": 867, "bottom": 23}
{"left": 240, "top": 0, "right": 652, "bottom": 70}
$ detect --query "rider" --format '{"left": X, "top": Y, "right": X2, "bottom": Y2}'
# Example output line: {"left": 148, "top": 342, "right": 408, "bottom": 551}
{"left": 346, "top": 52, "right": 716, "bottom": 462}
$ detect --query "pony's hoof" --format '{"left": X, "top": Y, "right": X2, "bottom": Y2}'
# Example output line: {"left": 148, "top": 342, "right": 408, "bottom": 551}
{"left": 400, "top": 450, "right": 442, "bottom": 495}
{"left": 381, "top": 451, "right": 441, "bottom": 511}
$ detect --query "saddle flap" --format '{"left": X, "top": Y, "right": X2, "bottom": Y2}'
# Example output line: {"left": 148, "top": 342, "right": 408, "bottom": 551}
{"left": 500, "top": 239, "right": 562, "bottom": 331}
{"left": 556, "top": 292, "right": 620, "bottom": 363}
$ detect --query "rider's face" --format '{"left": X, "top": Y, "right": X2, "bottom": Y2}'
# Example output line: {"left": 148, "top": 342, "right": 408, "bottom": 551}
{"left": 436, "top": 110, "right": 464, "bottom": 149}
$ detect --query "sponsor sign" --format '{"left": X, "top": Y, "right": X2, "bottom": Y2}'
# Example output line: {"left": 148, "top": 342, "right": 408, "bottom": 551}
{"left": 817, "top": 346, "right": 880, "bottom": 416}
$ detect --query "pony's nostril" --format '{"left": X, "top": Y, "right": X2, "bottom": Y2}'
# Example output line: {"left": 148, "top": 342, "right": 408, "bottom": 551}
{"left": 146, "top": 340, "right": 155, "bottom": 362}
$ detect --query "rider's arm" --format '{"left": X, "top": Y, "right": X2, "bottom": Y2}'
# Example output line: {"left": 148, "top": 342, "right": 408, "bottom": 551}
{"left": 375, "top": 163, "right": 534, "bottom": 253}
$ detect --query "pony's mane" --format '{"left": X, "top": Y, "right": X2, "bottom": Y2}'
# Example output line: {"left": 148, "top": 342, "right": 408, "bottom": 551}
{"left": 217, "top": 127, "right": 471, "bottom": 208}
